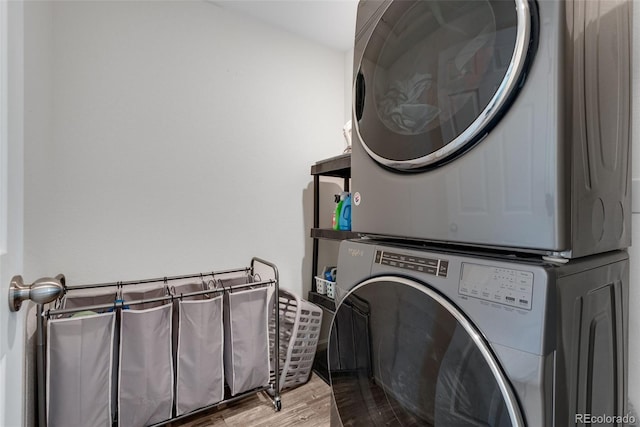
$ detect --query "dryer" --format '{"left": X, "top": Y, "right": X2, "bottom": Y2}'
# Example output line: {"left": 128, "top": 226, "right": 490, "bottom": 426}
{"left": 329, "top": 240, "right": 629, "bottom": 426}
{"left": 350, "top": 0, "right": 632, "bottom": 259}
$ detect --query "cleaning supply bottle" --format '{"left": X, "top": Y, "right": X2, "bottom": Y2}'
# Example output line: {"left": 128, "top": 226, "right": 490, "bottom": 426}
{"left": 338, "top": 193, "right": 352, "bottom": 231}
{"left": 333, "top": 194, "right": 343, "bottom": 230}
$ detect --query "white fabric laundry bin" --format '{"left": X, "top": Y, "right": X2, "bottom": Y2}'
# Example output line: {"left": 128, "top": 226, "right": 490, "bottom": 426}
{"left": 223, "top": 286, "right": 271, "bottom": 396}
{"left": 47, "top": 312, "right": 115, "bottom": 427}
{"left": 118, "top": 303, "right": 174, "bottom": 427}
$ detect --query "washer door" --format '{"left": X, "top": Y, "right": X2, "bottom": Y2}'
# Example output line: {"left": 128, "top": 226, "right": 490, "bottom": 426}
{"left": 329, "top": 276, "right": 524, "bottom": 426}
{"left": 354, "top": 0, "right": 537, "bottom": 170}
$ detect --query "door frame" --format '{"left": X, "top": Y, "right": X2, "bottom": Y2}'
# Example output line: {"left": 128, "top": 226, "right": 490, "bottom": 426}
{"left": 1, "top": 0, "right": 27, "bottom": 426}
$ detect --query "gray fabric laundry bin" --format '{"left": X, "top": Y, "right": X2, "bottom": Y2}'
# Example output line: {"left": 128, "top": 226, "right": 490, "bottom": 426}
{"left": 118, "top": 303, "right": 174, "bottom": 427}
{"left": 169, "top": 281, "right": 207, "bottom": 358}
{"left": 47, "top": 312, "right": 115, "bottom": 427}
{"left": 223, "top": 286, "right": 271, "bottom": 396}
{"left": 61, "top": 288, "right": 117, "bottom": 311}
{"left": 121, "top": 284, "right": 167, "bottom": 310}
{"left": 213, "top": 271, "right": 254, "bottom": 289}
{"left": 175, "top": 295, "right": 225, "bottom": 415}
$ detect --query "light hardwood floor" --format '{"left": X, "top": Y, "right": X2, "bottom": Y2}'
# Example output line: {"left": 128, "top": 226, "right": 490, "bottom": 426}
{"left": 169, "top": 374, "right": 331, "bottom": 427}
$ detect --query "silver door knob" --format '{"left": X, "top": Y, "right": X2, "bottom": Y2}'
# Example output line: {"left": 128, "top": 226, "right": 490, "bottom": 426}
{"left": 8, "top": 274, "right": 65, "bottom": 312}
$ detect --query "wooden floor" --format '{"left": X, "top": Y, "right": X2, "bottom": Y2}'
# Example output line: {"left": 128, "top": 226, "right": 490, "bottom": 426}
{"left": 169, "top": 374, "right": 331, "bottom": 427}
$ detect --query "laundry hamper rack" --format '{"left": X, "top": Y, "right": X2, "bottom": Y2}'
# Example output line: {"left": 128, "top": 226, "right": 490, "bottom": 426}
{"left": 35, "top": 257, "right": 282, "bottom": 427}
{"left": 269, "top": 288, "right": 323, "bottom": 391}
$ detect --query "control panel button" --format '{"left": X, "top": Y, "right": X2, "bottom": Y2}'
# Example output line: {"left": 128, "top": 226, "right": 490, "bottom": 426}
{"left": 375, "top": 251, "right": 448, "bottom": 278}
{"left": 438, "top": 261, "right": 449, "bottom": 277}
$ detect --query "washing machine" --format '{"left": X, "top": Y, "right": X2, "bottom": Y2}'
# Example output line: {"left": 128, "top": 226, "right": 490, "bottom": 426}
{"left": 328, "top": 239, "right": 629, "bottom": 426}
{"left": 350, "top": 0, "right": 632, "bottom": 259}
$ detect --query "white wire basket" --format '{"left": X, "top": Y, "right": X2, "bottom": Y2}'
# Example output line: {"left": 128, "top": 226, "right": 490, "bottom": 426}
{"left": 269, "top": 289, "right": 323, "bottom": 391}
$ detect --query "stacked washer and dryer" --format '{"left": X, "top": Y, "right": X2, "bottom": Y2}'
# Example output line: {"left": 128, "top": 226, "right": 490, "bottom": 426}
{"left": 328, "top": 1, "right": 632, "bottom": 426}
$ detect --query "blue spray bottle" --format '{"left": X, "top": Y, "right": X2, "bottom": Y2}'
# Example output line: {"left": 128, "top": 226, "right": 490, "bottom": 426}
{"left": 338, "top": 192, "right": 351, "bottom": 231}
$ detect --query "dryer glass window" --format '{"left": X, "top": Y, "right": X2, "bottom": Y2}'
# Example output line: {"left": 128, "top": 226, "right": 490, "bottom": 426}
{"left": 329, "top": 278, "right": 522, "bottom": 426}
{"left": 356, "top": 0, "right": 531, "bottom": 169}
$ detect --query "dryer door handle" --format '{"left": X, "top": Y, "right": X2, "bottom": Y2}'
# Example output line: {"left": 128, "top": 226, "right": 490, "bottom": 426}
{"left": 355, "top": 70, "right": 365, "bottom": 121}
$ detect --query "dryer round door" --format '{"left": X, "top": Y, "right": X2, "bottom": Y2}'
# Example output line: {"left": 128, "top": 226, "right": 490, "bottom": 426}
{"left": 354, "top": 0, "right": 537, "bottom": 170}
{"left": 328, "top": 276, "right": 524, "bottom": 426}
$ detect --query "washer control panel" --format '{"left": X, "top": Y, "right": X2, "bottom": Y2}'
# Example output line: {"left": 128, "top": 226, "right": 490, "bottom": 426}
{"left": 375, "top": 250, "right": 449, "bottom": 277}
{"left": 459, "top": 263, "right": 534, "bottom": 310}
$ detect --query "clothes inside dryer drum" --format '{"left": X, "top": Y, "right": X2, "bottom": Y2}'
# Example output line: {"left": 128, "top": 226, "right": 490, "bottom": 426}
{"left": 357, "top": 0, "right": 522, "bottom": 166}
{"left": 329, "top": 278, "right": 522, "bottom": 426}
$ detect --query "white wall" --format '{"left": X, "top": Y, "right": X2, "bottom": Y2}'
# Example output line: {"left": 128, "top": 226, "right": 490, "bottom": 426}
{"left": 344, "top": 48, "right": 354, "bottom": 125}
{"left": 23, "top": 1, "right": 346, "bottom": 297}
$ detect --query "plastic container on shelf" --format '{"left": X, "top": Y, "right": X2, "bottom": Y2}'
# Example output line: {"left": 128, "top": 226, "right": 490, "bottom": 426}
{"left": 269, "top": 289, "right": 323, "bottom": 391}
{"left": 333, "top": 192, "right": 352, "bottom": 231}
{"left": 326, "top": 281, "right": 336, "bottom": 299}
{"left": 332, "top": 194, "right": 344, "bottom": 231}
{"left": 315, "top": 266, "right": 336, "bottom": 296}
{"left": 338, "top": 193, "right": 352, "bottom": 231}
{"left": 315, "top": 276, "right": 328, "bottom": 295}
